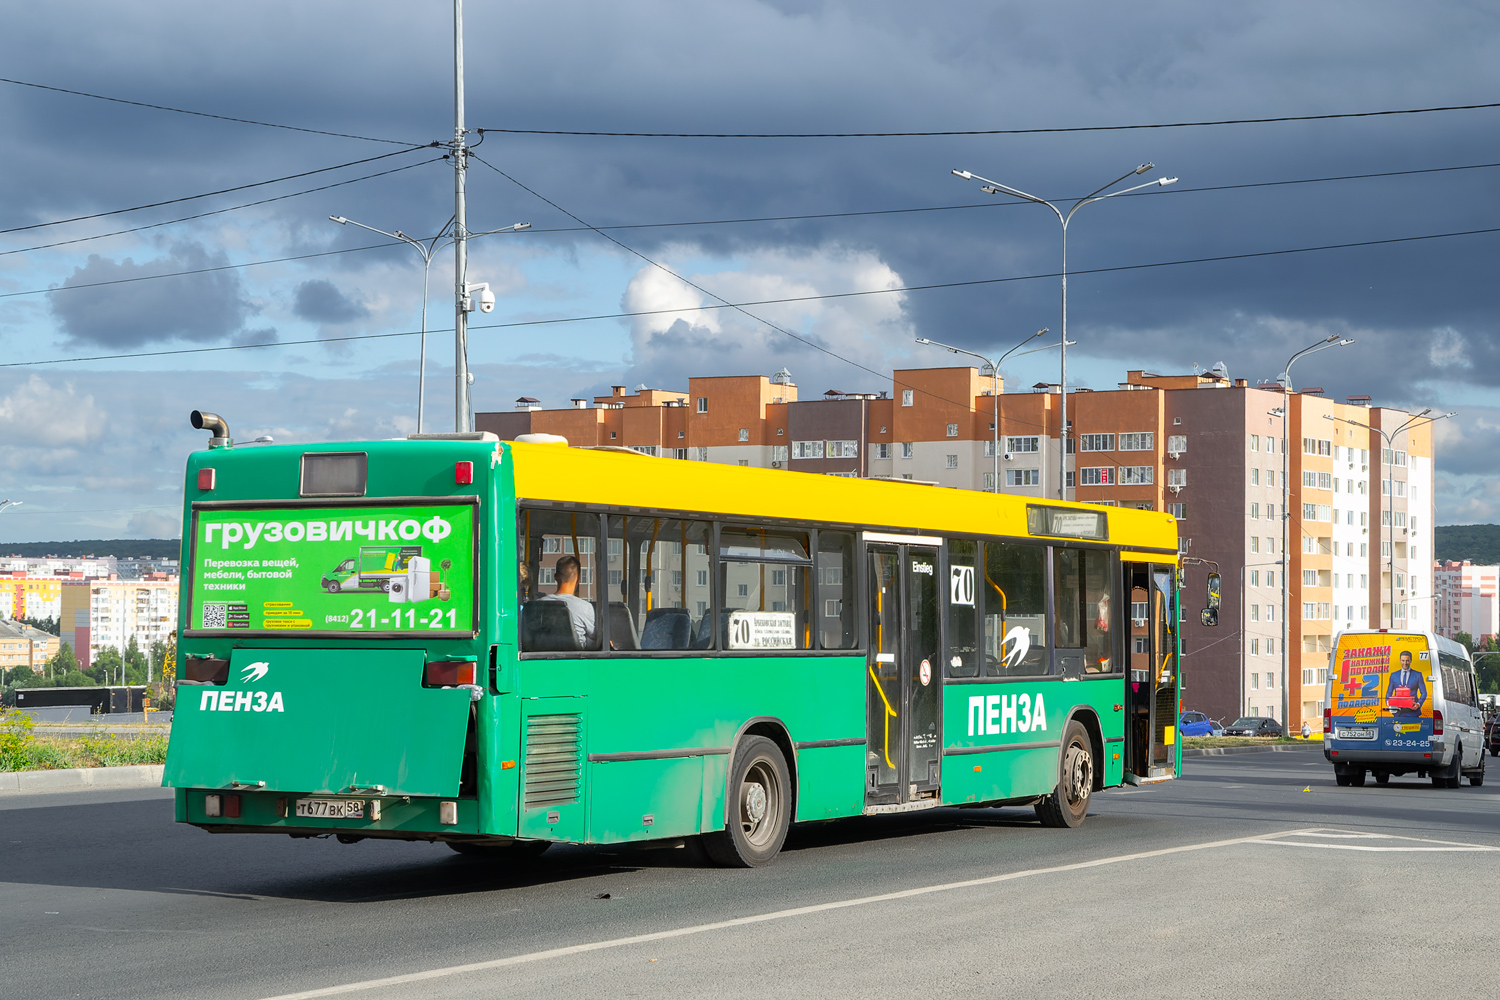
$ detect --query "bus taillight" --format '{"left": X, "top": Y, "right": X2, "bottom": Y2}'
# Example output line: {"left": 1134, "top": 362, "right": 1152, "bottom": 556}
{"left": 455, "top": 461, "right": 473, "bottom": 485}
{"left": 425, "top": 660, "right": 476, "bottom": 687}
{"left": 1433, "top": 710, "right": 1443, "bottom": 737}
{"left": 1323, "top": 708, "right": 1330, "bottom": 734}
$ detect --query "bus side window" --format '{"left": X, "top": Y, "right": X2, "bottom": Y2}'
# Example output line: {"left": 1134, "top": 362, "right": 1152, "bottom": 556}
{"left": 606, "top": 515, "right": 712, "bottom": 652}
{"left": 519, "top": 507, "right": 601, "bottom": 652}
{"left": 1053, "top": 548, "right": 1113, "bottom": 675}
{"left": 946, "top": 539, "right": 979, "bottom": 677}
{"left": 982, "top": 540, "right": 1048, "bottom": 676}
{"left": 817, "top": 530, "right": 858, "bottom": 650}
{"left": 719, "top": 527, "right": 813, "bottom": 650}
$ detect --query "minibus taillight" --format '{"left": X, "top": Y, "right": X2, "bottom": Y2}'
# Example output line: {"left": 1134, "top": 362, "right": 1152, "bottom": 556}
{"left": 1432, "top": 710, "right": 1443, "bottom": 737}
{"left": 1324, "top": 708, "right": 1331, "bottom": 734}
{"left": 425, "top": 660, "right": 476, "bottom": 688}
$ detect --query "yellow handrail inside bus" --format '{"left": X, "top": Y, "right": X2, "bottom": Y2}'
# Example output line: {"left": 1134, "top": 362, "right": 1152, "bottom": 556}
{"left": 868, "top": 664, "right": 897, "bottom": 770}
{"left": 644, "top": 518, "right": 661, "bottom": 612}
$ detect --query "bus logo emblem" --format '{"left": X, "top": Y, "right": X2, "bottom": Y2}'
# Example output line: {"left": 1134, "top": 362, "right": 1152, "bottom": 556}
{"left": 241, "top": 661, "right": 270, "bottom": 683}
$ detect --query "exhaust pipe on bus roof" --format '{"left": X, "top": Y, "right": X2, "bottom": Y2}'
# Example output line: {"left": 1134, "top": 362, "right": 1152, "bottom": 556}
{"left": 190, "top": 410, "right": 233, "bottom": 449}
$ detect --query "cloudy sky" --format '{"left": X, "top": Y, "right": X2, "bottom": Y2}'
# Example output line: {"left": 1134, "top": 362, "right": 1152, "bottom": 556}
{"left": 2, "top": 0, "right": 1499, "bottom": 542}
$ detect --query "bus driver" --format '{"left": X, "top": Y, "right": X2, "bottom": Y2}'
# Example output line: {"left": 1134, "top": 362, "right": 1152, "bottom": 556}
{"left": 539, "top": 554, "right": 596, "bottom": 648}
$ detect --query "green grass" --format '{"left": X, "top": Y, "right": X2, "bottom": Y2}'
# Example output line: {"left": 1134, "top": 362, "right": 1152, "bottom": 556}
{"left": 0, "top": 711, "right": 169, "bottom": 771}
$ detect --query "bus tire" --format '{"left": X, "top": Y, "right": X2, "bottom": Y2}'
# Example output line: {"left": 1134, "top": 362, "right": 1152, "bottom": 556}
{"left": 702, "top": 736, "right": 791, "bottom": 867}
{"left": 447, "top": 839, "right": 550, "bottom": 859}
{"left": 1335, "top": 772, "right": 1352, "bottom": 787}
{"left": 1035, "top": 720, "right": 1093, "bottom": 829}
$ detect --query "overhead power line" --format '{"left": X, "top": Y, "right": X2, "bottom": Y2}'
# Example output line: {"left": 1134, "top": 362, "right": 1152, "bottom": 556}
{"left": 5, "top": 158, "right": 1497, "bottom": 302}
{"left": 476, "top": 99, "right": 1500, "bottom": 138}
{"left": 0, "top": 76, "right": 421, "bottom": 145}
{"left": 8, "top": 209, "right": 1499, "bottom": 371}
{"left": 0, "top": 158, "right": 444, "bottom": 258}
{"left": 0, "top": 147, "right": 431, "bottom": 235}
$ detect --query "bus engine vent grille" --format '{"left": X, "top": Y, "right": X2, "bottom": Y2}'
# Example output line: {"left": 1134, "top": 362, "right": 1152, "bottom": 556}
{"left": 524, "top": 714, "right": 582, "bottom": 810}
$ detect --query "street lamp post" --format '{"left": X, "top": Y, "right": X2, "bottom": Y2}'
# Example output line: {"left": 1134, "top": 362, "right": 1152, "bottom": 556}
{"left": 951, "top": 165, "right": 1178, "bottom": 501}
{"left": 0, "top": 499, "right": 21, "bottom": 516}
{"left": 1325, "top": 408, "right": 1453, "bottom": 630}
{"left": 330, "top": 216, "right": 528, "bottom": 433}
{"left": 915, "top": 328, "right": 1051, "bottom": 491}
{"left": 1272, "top": 335, "right": 1355, "bottom": 729}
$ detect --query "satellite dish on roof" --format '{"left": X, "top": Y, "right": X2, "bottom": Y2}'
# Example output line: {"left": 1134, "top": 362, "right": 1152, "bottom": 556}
{"left": 1211, "top": 361, "right": 1229, "bottom": 380}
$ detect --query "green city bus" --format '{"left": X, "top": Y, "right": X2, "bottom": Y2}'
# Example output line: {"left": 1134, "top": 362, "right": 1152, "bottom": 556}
{"left": 164, "top": 416, "right": 1187, "bottom": 866}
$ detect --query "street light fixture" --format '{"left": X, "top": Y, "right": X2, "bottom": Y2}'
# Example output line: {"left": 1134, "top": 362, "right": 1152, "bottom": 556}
{"left": 0, "top": 499, "right": 20, "bottom": 515}
{"left": 1325, "top": 408, "right": 1453, "bottom": 632}
{"left": 1272, "top": 334, "right": 1356, "bottom": 729}
{"left": 329, "top": 215, "right": 528, "bottom": 433}
{"left": 915, "top": 328, "right": 1052, "bottom": 492}
{"left": 952, "top": 164, "right": 1178, "bottom": 501}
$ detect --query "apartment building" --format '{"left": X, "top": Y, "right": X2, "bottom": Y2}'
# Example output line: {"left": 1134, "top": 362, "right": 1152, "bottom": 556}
{"left": 59, "top": 578, "right": 178, "bottom": 671}
{"left": 478, "top": 367, "right": 1436, "bottom": 730}
{"left": 1434, "top": 560, "right": 1499, "bottom": 643}
{"left": 0, "top": 619, "right": 59, "bottom": 672}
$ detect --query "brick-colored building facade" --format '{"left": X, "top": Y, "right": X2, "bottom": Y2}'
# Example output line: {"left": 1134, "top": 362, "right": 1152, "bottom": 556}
{"left": 479, "top": 367, "right": 1436, "bottom": 730}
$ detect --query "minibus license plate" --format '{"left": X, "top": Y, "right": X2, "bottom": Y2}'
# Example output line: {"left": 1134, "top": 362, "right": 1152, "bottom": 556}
{"left": 1335, "top": 728, "right": 1377, "bottom": 740}
{"left": 295, "top": 798, "right": 364, "bottom": 819}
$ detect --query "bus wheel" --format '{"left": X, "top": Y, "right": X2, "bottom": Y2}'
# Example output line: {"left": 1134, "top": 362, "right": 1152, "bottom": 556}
{"left": 702, "top": 736, "right": 790, "bottom": 867}
{"left": 447, "top": 839, "right": 550, "bottom": 859}
{"left": 1035, "top": 721, "right": 1093, "bottom": 829}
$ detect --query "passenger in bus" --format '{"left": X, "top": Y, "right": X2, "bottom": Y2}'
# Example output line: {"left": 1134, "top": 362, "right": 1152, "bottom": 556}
{"left": 537, "top": 554, "right": 596, "bottom": 647}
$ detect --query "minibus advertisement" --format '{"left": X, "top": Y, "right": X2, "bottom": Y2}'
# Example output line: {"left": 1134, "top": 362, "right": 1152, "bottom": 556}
{"left": 186, "top": 502, "right": 476, "bottom": 635}
{"left": 1329, "top": 632, "right": 1432, "bottom": 748}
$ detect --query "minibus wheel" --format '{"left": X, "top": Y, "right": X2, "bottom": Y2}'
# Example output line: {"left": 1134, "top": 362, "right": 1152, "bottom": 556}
{"left": 1374, "top": 772, "right": 1390, "bottom": 786}
{"left": 1348, "top": 769, "right": 1366, "bottom": 787}
{"left": 1468, "top": 756, "right": 1485, "bottom": 787}
{"left": 702, "top": 736, "right": 791, "bottom": 867}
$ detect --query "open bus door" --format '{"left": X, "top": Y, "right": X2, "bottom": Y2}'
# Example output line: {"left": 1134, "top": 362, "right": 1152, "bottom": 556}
{"left": 864, "top": 535, "right": 942, "bottom": 809}
{"left": 1124, "top": 562, "right": 1178, "bottom": 783}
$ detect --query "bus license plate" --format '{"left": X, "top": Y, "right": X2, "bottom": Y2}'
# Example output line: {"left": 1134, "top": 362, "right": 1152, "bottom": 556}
{"left": 1335, "top": 728, "right": 1377, "bottom": 740}
{"left": 295, "top": 798, "right": 364, "bottom": 819}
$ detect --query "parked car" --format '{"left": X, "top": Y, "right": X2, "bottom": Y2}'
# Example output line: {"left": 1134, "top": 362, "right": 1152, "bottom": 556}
{"left": 1486, "top": 714, "right": 1500, "bottom": 757}
{"left": 1222, "top": 716, "right": 1284, "bottom": 737}
{"left": 1179, "top": 711, "right": 1216, "bottom": 737}
{"left": 1208, "top": 718, "right": 1225, "bottom": 737}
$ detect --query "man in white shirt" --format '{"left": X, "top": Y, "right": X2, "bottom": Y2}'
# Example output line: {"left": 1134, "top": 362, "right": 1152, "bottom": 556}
{"left": 538, "top": 554, "right": 596, "bottom": 648}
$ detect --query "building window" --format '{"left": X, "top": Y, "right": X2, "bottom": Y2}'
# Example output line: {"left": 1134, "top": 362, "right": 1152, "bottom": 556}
{"left": 1249, "top": 570, "right": 1259, "bottom": 587}
{"left": 696, "top": 447, "right": 708, "bottom": 461}
{"left": 1304, "top": 503, "right": 1317, "bottom": 520}
{"left": 1250, "top": 468, "right": 1260, "bottom": 486}
{"left": 697, "top": 397, "right": 708, "bottom": 413}
{"left": 678, "top": 430, "right": 685, "bottom": 439}
{"left": 1304, "top": 569, "right": 1317, "bottom": 586}
{"left": 1167, "top": 434, "right": 1186, "bottom": 454}
{"left": 771, "top": 445, "right": 789, "bottom": 462}
{"left": 1120, "top": 432, "right": 1154, "bottom": 451}
{"left": 874, "top": 443, "right": 891, "bottom": 459}
{"left": 738, "top": 428, "right": 750, "bottom": 442}
{"left": 946, "top": 423, "right": 959, "bottom": 438}
{"left": 1249, "top": 502, "right": 1260, "bottom": 519}
{"left": 1250, "top": 673, "right": 1259, "bottom": 690}
{"left": 1250, "top": 638, "right": 1260, "bottom": 656}
{"left": 792, "top": 440, "right": 825, "bottom": 460}
{"left": 1250, "top": 605, "right": 1259, "bottom": 622}
{"left": 1065, "top": 471, "right": 1075, "bottom": 489}
{"left": 1250, "top": 536, "right": 1259, "bottom": 553}
{"left": 901, "top": 442, "right": 914, "bottom": 459}
{"left": 1304, "top": 602, "right": 1316, "bottom": 620}
{"left": 1168, "top": 503, "right": 1185, "bottom": 519}
{"left": 1079, "top": 433, "right": 1115, "bottom": 452}
{"left": 902, "top": 389, "right": 914, "bottom": 407}
{"left": 1005, "top": 436, "right": 1039, "bottom": 453}
{"left": 828, "top": 440, "right": 859, "bottom": 458}
{"left": 1006, "top": 469, "right": 1040, "bottom": 486}
{"left": 983, "top": 472, "right": 997, "bottom": 490}
{"left": 1266, "top": 604, "right": 1275, "bottom": 622}
{"left": 1249, "top": 434, "right": 1260, "bottom": 452}
{"left": 1167, "top": 469, "right": 1186, "bottom": 487}
{"left": 946, "top": 454, "right": 959, "bottom": 469}
{"left": 1079, "top": 467, "right": 1114, "bottom": 486}
{"left": 737, "top": 459, "right": 749, "bottom": 467}
{"left": 1119, "top": 466, "right": 1153, "bottom": 485}
{"left": 630, "top": 445, "right": 659, "bottom": 456}
{"left": 1303, "top": 470, "right": 1317, "bottom": 488}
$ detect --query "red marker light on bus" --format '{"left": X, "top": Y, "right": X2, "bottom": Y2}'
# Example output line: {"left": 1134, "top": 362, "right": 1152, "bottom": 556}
{"left": 198, "top": 468, "right": 216, "bottom": 490}
{"left": 1432, "top": 710, "right": 1443, "bottom": 737}
{"left": 455, "top": 461, "right": 473, "bottom": 485}
{"left": 425, "top": 661, "right": 476, "bottom": 687}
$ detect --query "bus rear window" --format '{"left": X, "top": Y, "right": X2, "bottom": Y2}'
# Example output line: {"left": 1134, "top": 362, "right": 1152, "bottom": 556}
{"left": 301, "top": 452, "right": 367, "bottom": 497}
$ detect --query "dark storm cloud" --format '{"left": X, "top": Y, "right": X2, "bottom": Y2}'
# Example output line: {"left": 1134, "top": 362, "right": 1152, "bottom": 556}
{"left": 48, "top": 241, "right": 252, "bottom": 346}
{"left": 293, "top": 279, "right": 368, "bottom": 323}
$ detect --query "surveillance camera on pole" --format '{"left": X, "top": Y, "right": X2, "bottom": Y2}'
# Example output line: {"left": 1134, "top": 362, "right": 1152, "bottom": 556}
{"left": 464, "top": 282, "right": 495, "bottom": 314}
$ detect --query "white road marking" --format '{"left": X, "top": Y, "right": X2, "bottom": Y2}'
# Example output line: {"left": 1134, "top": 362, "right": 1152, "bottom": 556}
{"left": 1252, "top": 828, "right": 1500, "bottom": 853}
{"left": 255, "top": 828, "right": 1320, "bottom": 1000}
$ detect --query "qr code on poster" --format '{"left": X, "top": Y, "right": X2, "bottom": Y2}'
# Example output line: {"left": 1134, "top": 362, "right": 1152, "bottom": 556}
{"left": 201, "top": 603, "right": 228, "bottom": 629}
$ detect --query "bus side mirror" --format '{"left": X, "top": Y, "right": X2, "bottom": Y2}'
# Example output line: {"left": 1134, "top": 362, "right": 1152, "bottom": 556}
{"left": 1206, "top": 573, "right": 1221, "bottom": 609}
{"left": 1200, "top": 607, "right": 1219, "bottom": 627}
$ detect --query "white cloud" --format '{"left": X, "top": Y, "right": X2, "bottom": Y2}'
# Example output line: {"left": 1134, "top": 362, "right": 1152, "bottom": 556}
{"left": 0, "top": 375, "right": 106, "bottom": 449}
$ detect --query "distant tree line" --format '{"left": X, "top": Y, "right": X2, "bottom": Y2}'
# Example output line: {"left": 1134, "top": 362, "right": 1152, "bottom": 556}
{"left": 0, "top": 539, "right": 181, "bottom": 560}
{"left": 1, "top": 634, "right": 176, "bottom": 709}
{"left": 1434, "top": 524, "right": 1500, "bottom": 565}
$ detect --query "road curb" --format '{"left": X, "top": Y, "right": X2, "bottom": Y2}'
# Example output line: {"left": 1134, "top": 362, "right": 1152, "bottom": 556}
{"left": 0, "top": 764, "right": 165, "bottom": 795}
{"left": 1184, "top": 744, "right": 1323, "bottom": 757}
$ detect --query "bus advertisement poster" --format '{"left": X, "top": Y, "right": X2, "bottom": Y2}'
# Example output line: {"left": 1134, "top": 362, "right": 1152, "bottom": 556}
{"left": 1330, "top": 632, "right": 1432, "bottom": 746}
{"left": 186, "top": 503, "right": 476, "bottom": 634}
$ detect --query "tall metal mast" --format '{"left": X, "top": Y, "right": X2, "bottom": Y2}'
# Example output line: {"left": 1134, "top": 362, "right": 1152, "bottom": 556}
{"left": 452, "top": 0, "right": 470, "bottom": 432}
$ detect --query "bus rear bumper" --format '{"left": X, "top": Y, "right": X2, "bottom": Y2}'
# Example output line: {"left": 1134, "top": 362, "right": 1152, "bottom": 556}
{"left": 175, "top": 787, "right": 489, "bottom": 839}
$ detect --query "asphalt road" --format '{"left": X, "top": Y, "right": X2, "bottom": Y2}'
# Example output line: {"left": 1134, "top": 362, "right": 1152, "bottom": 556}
{"left": 5, "top": 747, "right": 1499, "bottom": 1000}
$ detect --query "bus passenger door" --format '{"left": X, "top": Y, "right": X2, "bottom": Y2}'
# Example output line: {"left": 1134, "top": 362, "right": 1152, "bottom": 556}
{"left": 1124, "top": 562, "right": 1177, "bottom": 783}
{"left": 865, "top": 542, "right": 942, "bottom": 807}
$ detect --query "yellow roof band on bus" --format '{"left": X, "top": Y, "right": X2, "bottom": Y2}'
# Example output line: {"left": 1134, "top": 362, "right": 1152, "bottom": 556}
{"left": 505, "top": 441, "right": 1179, "bottom": 551}
{"left": 1120, "top": 550, "right": 1179, "bottom": 565}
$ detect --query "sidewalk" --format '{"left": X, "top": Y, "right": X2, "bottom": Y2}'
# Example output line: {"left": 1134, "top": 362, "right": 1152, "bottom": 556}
{"left": 0, "top": 764, "right": 165, "bottom": 794}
